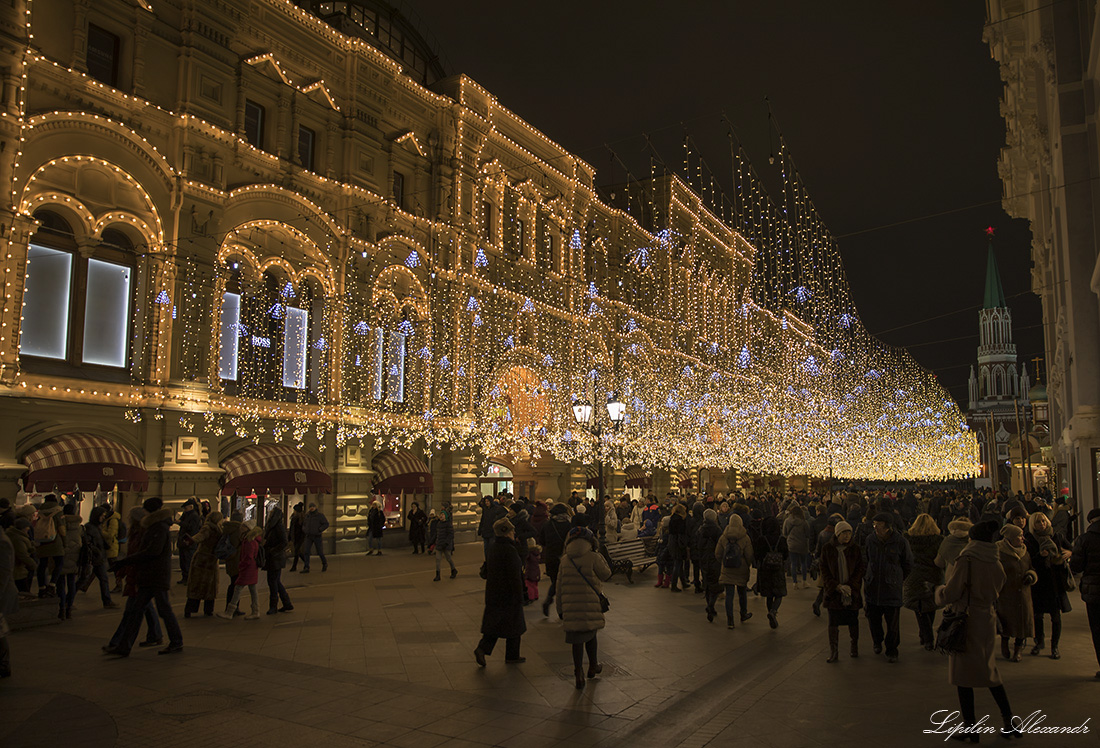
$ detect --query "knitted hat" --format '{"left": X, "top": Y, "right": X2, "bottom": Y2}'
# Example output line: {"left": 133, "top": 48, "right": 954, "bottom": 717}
{"left": 999, "top": 524, "right": 1023, "bottom": 540}
{"left": 566, "top": 526, "right": 594, "bottom": 544}
{"left": 1005, "top": 504, "right": 1028, "bottom": 521}
{"left": 969, "top": 520, "right": 999, "bottom": 543}
{"left": 947, "top": 517, "right": 973, "bottom": 534}
{"left": 719, "top": 502, "right": 730, "bottom": 512}
{"left": 493, "top": 517, "right": 514, "bottom": 537}
{"left": 834, "top": 521, "right": 853, "bottom": 536}
{"left": 703, "top": 508, "right": 717, "bottom": 523}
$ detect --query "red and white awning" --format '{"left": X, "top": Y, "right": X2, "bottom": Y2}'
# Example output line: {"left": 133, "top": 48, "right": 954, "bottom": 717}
{"left": 372, "top": 450, "right": 433, "bottom": 494}
{"left": 677, "top": 468, "right": 693, "bottom": 489}
{"left": 23, "top": 434, "right": 148, "bottom": 492}
{"left": 221, "top": 444, "right": 331, "bottom": 496}
{"left": 625, "top": 465, "right": 650, "bottom": 489}
{"left": 585, "top": 464, "right": 603, "bottom": 489}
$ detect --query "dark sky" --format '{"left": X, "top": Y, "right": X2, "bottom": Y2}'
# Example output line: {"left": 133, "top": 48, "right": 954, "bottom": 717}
{"left": 405, "top": 0, "right": 1043, "bottom": 407}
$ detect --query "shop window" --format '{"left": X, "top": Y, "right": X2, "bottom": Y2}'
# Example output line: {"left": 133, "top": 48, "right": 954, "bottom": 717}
{"left": 87, "top": 24, "right": 120, "bottom": 87}
{"left": 217, "top": 292, "right": 241, "bottom": 380}
{"left": 81, "top": 258, "right": 131, "bottom": 367}
{"left": 282, "top": 306, "right": 309, "bottom": 389}
{"left": 298, "top": 125, "right": 315, "bottom": 170}
{"left": 244, "top": 100, "right": 265, "bottom": 148}
{"left": 20, "top": 244, "right": 73, "bottom": 360}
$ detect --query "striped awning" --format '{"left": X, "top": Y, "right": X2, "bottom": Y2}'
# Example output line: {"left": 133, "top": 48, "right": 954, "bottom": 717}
{"left": 585, "top": 464, "right": 603, "bottom": 489}
{"left": 372, "top": 450, "right": 433, "bottom": 494}
{"left": 677, "top": 468, "right": 693, "bottom": 489}
{"left": 23, "top": 434, "right": 148, "bottom": 492}
{"left": 221, "top": 444, "right": 331, "bottom": 496}
{"left": 625, "top": 465, "right": 650, "bottom": 489}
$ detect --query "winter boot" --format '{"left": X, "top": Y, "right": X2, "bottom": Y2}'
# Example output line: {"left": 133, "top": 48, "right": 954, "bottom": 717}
{"left": 826, "top": 626, "right": 840, "bottom": 663}
{"left": 1030, "top": 638, "right": 1044, "bottom": 656}
{"left": 1001, "top": 637, "right": 1011, "bottom": 660}
{"left": 849, "top": 626, "right": 859, "bottom": 658}
{"left": 653, "top": 573, "right": 665, "bottom": 588}
{"left": 216, "top": 602, "right": 237, "bottom": 620}
{"left": 1010, "top": 641, "right": 1022, "bottom": 662}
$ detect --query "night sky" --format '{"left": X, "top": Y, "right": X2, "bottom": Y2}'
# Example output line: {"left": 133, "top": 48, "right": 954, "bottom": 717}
{"left": 406, "top": 0, "right": 1044, "bottom": 408}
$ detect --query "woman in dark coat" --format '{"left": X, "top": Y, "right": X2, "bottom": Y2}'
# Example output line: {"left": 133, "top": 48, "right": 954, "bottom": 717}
{"left": 264, "top": 507, "right": 292, "bottom": 614}
{"left": 902, "top": 513, "right": 944, "bottom": 650}
{"left": 935, "top": 521, "right": 1020, "bottom": 741}
{"left": 996, "top": 523, "right": 1035, "bottom": 662}
{"left": 184, "top": 511, "right": 222, "bottom": 617}
{"left": 407, "top": 502, "right": 427, "bottom": 554}
{"left": 434, "top": 501, "right": 457, "bottom": 581}
{"left": 667, "top": 503, "right": 689, "bottom": 591}
{"left": 366, "top": 500, "right": 385, "bottom": 556}
{"left": 754, "top": 516, "right": 789, "bottom": 628}
{"left": 1024, "top": 511, "right": 1072, "bottom": 658}
{"left": 821, "top": 521, "right": 866, "bottom": 661}
{"left": 473, "top": 518, "right": 526, "bottom": 666}
{"left": 288, "top": 502, "right": 305, "bottom": 571}
{"left": 696, "top": 509, "right": 723, "bottom": 622}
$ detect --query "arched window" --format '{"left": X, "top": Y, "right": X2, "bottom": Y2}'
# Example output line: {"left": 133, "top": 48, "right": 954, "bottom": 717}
{"left": 20, "top": 211, "right": 136, "bottom": 375}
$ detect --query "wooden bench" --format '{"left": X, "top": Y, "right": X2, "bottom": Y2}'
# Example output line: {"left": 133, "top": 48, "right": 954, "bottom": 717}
{"left": 602, "top": 537, "right": 658, "bottom": 583}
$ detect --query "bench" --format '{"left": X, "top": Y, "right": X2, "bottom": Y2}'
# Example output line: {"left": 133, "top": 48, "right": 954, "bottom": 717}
{"left": 602, "top": 537, "right": 659, "bottom": 584}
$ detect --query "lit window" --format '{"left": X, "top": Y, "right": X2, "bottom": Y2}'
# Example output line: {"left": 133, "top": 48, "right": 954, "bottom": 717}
{"left": 218, "top": 292, "right": 241, "bottom": 380}
{"left": 20, "top": 245, "right": 72, "bottom": 360}
{"left": 283, "top": 306, "right": 308, "bottom": 389}
{"left": 386, "top": 330, "right": 406, "bottom": 402}
{"left": 87, "top": 24, "right": 120, "bottom": 87}
{"left": 82, "top": 258, "right": 131, "bottom": 367}
{"left": 244, "top": 100, "right": 265, "bottom": 148}
{"left": 372, "top": 327, "right": 384, "bottom": 400}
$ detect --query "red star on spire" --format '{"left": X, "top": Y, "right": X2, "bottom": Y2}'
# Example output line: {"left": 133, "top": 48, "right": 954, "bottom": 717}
{"left": 984, "top": 226, "right": 996, "bottom": 237}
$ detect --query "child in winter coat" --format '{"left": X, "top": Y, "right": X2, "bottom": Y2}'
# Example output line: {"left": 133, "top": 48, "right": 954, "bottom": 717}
{"left": 524, "top": 544, "right": 542, "bottom": 602}
{"left": 218, "top": 526, "right": 262, "bottom": 620}
{"left": 654, "top": 516, "right": 672, "bottom": 588}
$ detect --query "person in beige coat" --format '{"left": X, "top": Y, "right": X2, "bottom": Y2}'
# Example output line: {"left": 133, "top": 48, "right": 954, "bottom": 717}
{"left": 996, "top": 523, "right": 1036, "bottom": 663}
{"left": 715, "top": 514, "right": 755, "bottom": 629}
{"left": 934, "top": 521, "right": 1021, "bottom": 741}
{"left": 556, "top": 527, "right": 611, "bottom": 691}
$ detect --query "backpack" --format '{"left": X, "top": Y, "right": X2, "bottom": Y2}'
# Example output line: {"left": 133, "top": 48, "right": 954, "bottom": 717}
{"left": 722, "top": 536, "right": 743, "bottom": 569}
{"left": 214, "top": 532, "right": 236, "bottom": 560}
{"left": 34, "top": 512, "right": 57, "bottom": 544}
{"left": 761, "top": 537, "right": 784, "bottom": 572}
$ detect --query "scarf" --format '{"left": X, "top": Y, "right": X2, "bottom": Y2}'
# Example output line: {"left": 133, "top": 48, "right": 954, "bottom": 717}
{"left": 835, "top": 542, "right": 850, "bottom": 585}
{"left": 996, "top": 538, "right": 1026, "bottom": 560}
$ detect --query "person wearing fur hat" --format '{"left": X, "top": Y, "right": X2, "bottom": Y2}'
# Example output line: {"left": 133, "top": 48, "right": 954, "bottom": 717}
{"left": 934, "top": 520, "right": 1020, "bottom": 740}
{"left": 996, "top": 523, "right": 1036, "bottom": 663}
{"left": 935, "top": 517, "right": 972, "bottom": 572}
{"left": 715, "top": 514, "right": 755, "bottom": 628}
{"left": 821, "top": 521, "right": 865, "bottom": 661}
{"left": 903, "top": 514, "right": 944, "bottom": 651}
{"left": 106, "top": 498, "right": 184, "bottom": 657}
{"left": 474, "top": 517, "right": 526, "bottom": 667}
{"left": 556, "top": 526, "right": 612, "bottom": 689}
{"left": 366, "top": 499, "right": 385, "bottom": 556}
{"left": 1024, "top": 511, "right": 1072, "bottom": 658}
{"left": 1070, "top": 508, "right": 1100, "bottom": 679}
{"left": 184, "top": 511, "right": 223, "bottom": 617}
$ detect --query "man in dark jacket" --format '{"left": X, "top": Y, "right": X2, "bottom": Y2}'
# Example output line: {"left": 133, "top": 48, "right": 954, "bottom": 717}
{"left": 300, "top": 503, "right": 328, "bottom": 573}
{"left": 106, "top": 497, "right": 183, "bottom": 657}
{"left": 176, "top": 498, "right": 201, "bottom": 585}
{"left": 863, "top": 512, "right": 913, "bottom": 663}
{"left": 538, "top": 504, "right": 572, "bottom": 617}
{"left": 477, "top": 497, "right": 506, "bottom": 559}
{"left": 1070, "top": 507, "right": 1100, "bottom": 679}
{"left": 474, "top": 518, "right": 526, "bottom": 666}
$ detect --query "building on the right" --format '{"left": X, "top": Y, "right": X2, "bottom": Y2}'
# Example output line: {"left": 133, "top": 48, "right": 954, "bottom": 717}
{"left": 986, "top": 1, "right": 1100, "bottom": 518}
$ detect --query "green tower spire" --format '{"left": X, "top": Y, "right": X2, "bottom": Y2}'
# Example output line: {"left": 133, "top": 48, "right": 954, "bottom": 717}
{"left": 983, "top": 236, "right": 1006, "bottom": 309}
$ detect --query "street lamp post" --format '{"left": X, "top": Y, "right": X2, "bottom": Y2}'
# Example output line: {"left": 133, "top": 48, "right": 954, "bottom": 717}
{"left": 573, "top": 393, "right": 626, "bottom": 547}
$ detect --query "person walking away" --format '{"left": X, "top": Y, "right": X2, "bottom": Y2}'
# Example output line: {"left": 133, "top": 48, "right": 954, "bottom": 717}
{"left": 0, "top": 521, "right": 18, "bottom": 677}
{"left": 176, "top": 498, "right": 201, "bottom": 585}
{"left": 6, "top": 518, "right": 36, "bottom": 594}
{"left": 864, "top": 512, "right": 913, "bottom": 662}
{"left": 220, "top": 512, "right": 245, "bottom": 611}
{"left": 524, "top": 543, "right": 542, "bottom": 602}
{"left": 106, "top": 498, "right": 183, "bottom": 657}
{"left": 288, "top": 502, "right": 305, "bottom": 572}
{"left": 300, "top": 502, "right": 328, "bottom": 573}
{"left": 100, "top": 502, "right": 122, "bottom": 592}
{"left": 477, "top": 496, "right": 505, "bottom": 559}
{"left": 686, "top": 501, "right": 705, "bottom": 593}
{"left": 903, "top": 513, "right": 944, "bottom": 651}
{"left": 1070, "top": 507, "right": 1100, "bottom": 679}
{"left": 668, "top": 503, "right": 689, "bottom": 591}
{"left": 184, "top": 511, "right": 222, "bottom": 617}
{"left": 996, "top": 523, "right": 1035, "bottom": 663}
{"left": 821, "top": 521, "right": 866, "bottom": 661}
{"left": 84, "top": 507, "right": 118, "bottom": 608}
{"left": 366, "top": 500, "right": 385, "bottom": 556}
{"left": 715, "top": 514, "right": 755, "bottom": 628}
{"left": 433, "top": 500, "right": 457, "bottom": 581}
{"left": 474, "top": 518, "right": 526, "bottom": 667}
{"left": 754, "top": 516, "right": 789, "bottom": 628}
{"left": 263, "top": 507, "right": 293, "bottom": 614}
{"left": 934, "top": 521, "right": 1021, "bottom": 740}
{"left": 218, "top": 524, "right": 262, "bottom": 620}
{"left": 57, "top": 503, "right": 83, "bottom": 620}
{"left": 538, "top": 503, "right": 571, "bottom": 616}
{"left": 407, "top": 501, "right": 427, "bottom": 554}
{"left": 654, "top": 516, "right": 672, "bottom": 588}
{"left": 426, "top": 509, "right": 438, "bottom": 554}
{"left": 33, "top": 494, "right": 65, "bottom": 598}
{"left": 556, "top": 527, "right": 612, "bottom": 689}
{"left": 782, "top": 505, "right": 812, "bottom": 589}
{"left": 104, "top": 506, "right": 163, "bottom": 652}
{"left": 1024, "top": 511, "right": 1072, "bottom": 658}
{"left": 696, "top": 509, "right": 722, "bottom": 622}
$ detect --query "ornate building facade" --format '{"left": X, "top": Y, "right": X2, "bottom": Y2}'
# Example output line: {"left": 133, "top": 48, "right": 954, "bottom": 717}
{"left": 0, "top": 0, "right": 972, "bottom": 549}
{"left": 987, "top": 1, "right": 1100, "bottom": 514}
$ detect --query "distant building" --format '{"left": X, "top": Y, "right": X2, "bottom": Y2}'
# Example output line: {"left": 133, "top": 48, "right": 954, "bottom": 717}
{"left": 986, "top": 1, "right": 1100, "bottom": 515}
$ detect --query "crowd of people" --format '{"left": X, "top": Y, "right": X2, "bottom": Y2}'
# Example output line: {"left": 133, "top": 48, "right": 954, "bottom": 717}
{"left": 466, "top": 485, "right": 1100, "bottom": 711}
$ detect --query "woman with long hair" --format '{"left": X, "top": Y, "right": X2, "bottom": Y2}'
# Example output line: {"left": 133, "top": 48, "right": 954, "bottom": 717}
{"left": 903, "top": 513, "right": 944, "bottom": 650}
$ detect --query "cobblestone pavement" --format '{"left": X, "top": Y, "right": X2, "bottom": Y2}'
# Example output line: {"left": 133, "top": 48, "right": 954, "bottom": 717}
{"left": 1, "top": 544, "right": 1096, "bottom": 747}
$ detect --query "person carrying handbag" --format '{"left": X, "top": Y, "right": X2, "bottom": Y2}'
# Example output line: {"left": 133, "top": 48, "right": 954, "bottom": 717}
{"left": 555, "top": 527, "right": 612, "bottom": 690}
